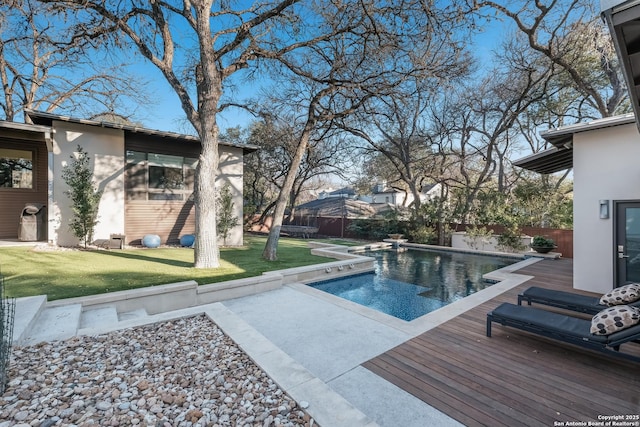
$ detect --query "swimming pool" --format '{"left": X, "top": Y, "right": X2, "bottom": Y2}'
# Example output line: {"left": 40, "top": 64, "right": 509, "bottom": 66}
{"left": 308, "top": 248, "right": 519, "bottom": 321}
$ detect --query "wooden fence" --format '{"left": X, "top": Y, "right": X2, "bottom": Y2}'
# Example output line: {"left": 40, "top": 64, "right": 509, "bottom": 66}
{"left": 249, "top": 215, "right": 574, "bottom": 258}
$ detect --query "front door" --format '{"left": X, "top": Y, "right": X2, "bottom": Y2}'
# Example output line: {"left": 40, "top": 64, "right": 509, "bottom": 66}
{"left": 615, "top": 201, "right": 640, "bottom": 286}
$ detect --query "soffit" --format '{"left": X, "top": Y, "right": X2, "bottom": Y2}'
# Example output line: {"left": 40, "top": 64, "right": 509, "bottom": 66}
{"left": 512, "top": 147, "right": 573, "bottom": 175}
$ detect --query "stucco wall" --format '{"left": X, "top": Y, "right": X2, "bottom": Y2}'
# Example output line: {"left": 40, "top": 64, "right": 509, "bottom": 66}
{"left": 50, "top": 121, "right": 125, "bottom": 246}
{"left": 573, "top": 122, "right": 640, "bottom": 293}
{"left": 217, "top": 145, "right": 244, "bottom": 246}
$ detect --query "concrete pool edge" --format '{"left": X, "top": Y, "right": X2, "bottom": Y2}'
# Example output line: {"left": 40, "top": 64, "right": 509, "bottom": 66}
{"left": 204, "top": 303, "right": 380, "bottom": 427}
{"left": 291, "top": 256, "right": 541, "bottom": 337}
{"left": 12, "top": 241, "right": 538, "bottom": 344}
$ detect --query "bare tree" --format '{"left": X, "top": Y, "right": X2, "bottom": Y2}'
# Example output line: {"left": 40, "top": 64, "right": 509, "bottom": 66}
{"left": 476, "top": 0, "right": 628, "bottom": 119}
{"left": 0, "top": 0, "right": 146, "bottom": 122}
{"left": 43, "top": 0, "right": 387, "bottom": 267}
{"left": 243, "top": 117, "right": 348, "bottom": 226}
{"left": 338, "top": 82, "right": 457, "bottom": 213}
{"left": 260, "top": 0, "right": 473, "bottom": 260}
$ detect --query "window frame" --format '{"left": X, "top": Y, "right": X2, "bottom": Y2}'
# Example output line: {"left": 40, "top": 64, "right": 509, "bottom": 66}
{"left": 0, "top": 146, "right": 36, "bottom": 191}
{"left": 125, "top": 150, "right": 197, "bottom": 202}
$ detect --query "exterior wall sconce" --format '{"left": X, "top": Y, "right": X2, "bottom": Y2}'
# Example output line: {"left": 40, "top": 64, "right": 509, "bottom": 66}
{"left": 599, "top": 200, "right": 610, "bottom": 219}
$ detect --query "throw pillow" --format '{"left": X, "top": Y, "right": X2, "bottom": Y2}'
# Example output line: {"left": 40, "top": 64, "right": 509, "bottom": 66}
{"left": 590, "top": 305, "right": 640, "bottom": 336}
{"left": 599, "top": 283, "right": 640, "bottom": 306}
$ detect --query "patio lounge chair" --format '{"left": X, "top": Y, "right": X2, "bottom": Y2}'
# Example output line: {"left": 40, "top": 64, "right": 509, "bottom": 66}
{"left": 486, "top": 303, "right": 640, "bottom": 363}
{"left": 517, "top": 286, "right": 640, "bottom": 315}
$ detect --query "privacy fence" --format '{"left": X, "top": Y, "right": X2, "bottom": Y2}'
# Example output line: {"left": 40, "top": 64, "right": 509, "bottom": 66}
{"left": 252, "top": 215, "right": 574, "bottom": 259}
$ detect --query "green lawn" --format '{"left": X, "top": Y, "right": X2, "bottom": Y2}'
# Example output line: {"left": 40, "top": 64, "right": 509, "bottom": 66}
{"left": 0, "top": 236, "right": 347, "bottom": 301}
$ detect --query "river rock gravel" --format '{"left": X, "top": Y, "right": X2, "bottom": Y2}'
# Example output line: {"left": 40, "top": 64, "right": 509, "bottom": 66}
{"left": 0, "top": 315, "right": 316, "bottom": 426}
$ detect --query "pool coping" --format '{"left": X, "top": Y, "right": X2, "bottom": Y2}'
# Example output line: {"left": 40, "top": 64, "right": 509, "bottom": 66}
{"left": 292, "top": 255, "right": 540, "bottom": 336}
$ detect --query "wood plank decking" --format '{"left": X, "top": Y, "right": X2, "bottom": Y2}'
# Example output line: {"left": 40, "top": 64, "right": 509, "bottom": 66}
{"left": 363, "top": 259, "right": 640, "bottom": 427}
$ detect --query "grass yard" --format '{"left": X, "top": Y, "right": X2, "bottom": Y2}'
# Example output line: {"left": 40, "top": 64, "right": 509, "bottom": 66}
{"left": 0, "top": 235, "right": 347, "bottom": 301}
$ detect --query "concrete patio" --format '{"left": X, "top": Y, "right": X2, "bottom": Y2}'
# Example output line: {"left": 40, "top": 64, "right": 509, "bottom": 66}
{"left": 6, "top": 251, "right": 539, "bottom": 427}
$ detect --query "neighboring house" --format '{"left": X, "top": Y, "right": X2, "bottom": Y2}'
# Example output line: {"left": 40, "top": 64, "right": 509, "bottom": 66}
{"left": 514, "top": 114, "right": 639, "bottom": 294}
{"left": 294, "top": 197, "right": 376, "bottom": 218}
{"left": 360, "top": 182, "right": 442, "bottom": 207}
{"left": 317, "top": 187, "right": 357, "bottom": 200}
{"left": 0, "top": 111, "right": 256, "bottom": 247}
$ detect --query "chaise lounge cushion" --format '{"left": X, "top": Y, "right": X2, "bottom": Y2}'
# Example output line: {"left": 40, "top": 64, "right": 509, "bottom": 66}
{"left": 599, "top": 283, "right": 640, "bottom": 306}
{"left": 590, "top": 305, "right": 640, "bottom": 335}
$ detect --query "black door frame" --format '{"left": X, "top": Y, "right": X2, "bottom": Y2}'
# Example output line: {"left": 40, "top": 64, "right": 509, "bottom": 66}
{"left": 613, "top": 200, "right": 640, "bottom": 287}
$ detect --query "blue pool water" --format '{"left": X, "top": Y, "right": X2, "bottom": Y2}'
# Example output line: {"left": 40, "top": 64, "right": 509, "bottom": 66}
{"left": 309, "top": 249, "right": 518, "bottom": 321}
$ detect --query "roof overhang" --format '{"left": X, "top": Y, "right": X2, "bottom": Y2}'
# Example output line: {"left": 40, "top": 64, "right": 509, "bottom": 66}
{"left": 0, "top": 120, "right": 51, "bottom": 134}
{"left": 601, "top": 0, "right": 640, "bottom": 130}
{"left": 514, "top": 114, "right": 636, "bottom": 174}
{"left": 512, "top": 147, "right": 573, "bottom": 174}
{"left": 25, "top": 110, "right": 258, "bottom": 154}
{"left": 540, "top": 113, "right": 636, "bottom": 146}
{"left": 0, "top": 120, "right": 53, "bottom": 150}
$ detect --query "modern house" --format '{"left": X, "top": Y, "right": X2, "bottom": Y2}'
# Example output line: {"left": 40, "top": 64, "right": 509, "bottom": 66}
{"left": 0, "top": 111, "right": 256, "bottom": 247}
{"left": 510, "top": 0, "right": 640, "bottom": 295}
{"left": 515, "top": 114, "right": 640, "bottom": 295}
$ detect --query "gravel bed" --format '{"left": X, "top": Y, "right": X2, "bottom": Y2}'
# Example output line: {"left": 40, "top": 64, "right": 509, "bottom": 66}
{"left": 0, "top": 315, "right": 316, "bottom": 426}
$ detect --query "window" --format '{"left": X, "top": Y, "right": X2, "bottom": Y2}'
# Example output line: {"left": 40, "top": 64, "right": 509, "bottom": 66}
{"left": 0, "top": 148, "right": 33, "bottom": 189}
{"left": 126, "top": 151, "right": 197, "bottom": 201}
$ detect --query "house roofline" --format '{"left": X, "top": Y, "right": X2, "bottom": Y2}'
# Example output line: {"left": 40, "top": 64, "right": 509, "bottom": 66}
{"left": 515, "top": 113, "right": 636, "bottom": 174}
{"left": 540, "top": 113, "right": 636, "bottom": 147}
{"left": 0, "top": 120, "right": 52, "bottom": 134}
{"left": 25, "top": 110, "right": 258, "bottom": 153}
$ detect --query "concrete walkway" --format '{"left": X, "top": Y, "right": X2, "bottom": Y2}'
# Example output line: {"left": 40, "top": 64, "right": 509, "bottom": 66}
{"left": 9, "top": 255, "right": 538, "bottom": 426}
{"left": 220, "top": 285, "right": 463, "bottom": 427}
{"left": 208, "top": 258, "right": 538, "bottom": 426}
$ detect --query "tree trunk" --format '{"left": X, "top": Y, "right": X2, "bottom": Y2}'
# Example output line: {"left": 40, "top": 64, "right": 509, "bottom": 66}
{"left": 194, "top": 134, "right": 220, "bottom": 268}
{"left": 263, "top": 123, "right": 314, "bottom": 260}
{"left": 193, "top": 0, "right": 221, "bottom": 268}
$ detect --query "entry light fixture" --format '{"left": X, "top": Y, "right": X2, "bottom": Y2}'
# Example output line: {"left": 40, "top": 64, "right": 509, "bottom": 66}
{"left": 599, "top": 200, "right": 610, "bottom": 219}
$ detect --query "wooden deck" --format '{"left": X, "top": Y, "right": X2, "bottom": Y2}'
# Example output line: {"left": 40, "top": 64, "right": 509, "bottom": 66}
{"left": 363, "top": 259, "right": 640, "bottom": 427}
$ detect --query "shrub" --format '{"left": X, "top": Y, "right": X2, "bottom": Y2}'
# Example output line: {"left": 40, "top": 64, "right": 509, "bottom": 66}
{"left": 463, "top": 226, "right": 493, "bottom": 250}
{"left": 217, "top": 183, "right": 240, "bottom": 246}
{"left": 62, "top": 146, "right": 102, "bottom": 248}
{"left": 406, "top": 225, "right": 436, "bottom": 244}
{"left": 497, "top": 224, "right": 526, "bottom": 252}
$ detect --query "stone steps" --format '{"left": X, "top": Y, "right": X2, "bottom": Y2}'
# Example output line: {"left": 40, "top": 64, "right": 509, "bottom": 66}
{"left": 15, "top": 301, "right": 150, "bottom": 346}
{"left": 11, "top": 295, "right": 47, "bottom": 345}
{"left": 79, "top": 306, "right": 119, "bottom": 329}
{"left": 20, "top": 304, "right": 83, "bottom": 346}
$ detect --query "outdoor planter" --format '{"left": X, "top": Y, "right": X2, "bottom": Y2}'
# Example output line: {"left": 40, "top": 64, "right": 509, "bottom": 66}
{"left": 530, "top": 236, "right": 556, "bottom": 254}
{"left": 142, "top": 234, "right": 161, "bottom": 248}
{"left": 530, "top": 245, "right": 556, "bottom": 254}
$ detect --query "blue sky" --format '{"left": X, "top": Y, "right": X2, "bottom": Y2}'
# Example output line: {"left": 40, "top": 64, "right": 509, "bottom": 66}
{"left": 128, "top": 63, "right": 256, "bottom": 135}
{"left": 126, "top": 14, "right": 511, "bottom": 135}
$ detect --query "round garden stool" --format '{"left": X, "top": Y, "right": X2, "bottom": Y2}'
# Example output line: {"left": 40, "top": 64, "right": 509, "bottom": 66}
{"left": 142, "top": 234, "right": 161, "bottom": 248}
{"left": 180, "top": 234, "right": 195, "bottom": 247}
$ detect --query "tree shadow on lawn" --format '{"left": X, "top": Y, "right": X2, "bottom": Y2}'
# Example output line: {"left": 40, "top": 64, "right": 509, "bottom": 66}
{"left": 5, "top": 271, "right": 198, "bottom": 300}
{"left": 94, "top": 248, "right": 194, "bottom": 268}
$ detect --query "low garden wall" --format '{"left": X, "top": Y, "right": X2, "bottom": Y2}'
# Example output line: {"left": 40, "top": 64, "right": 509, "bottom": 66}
{"left": 49, "top": 242, "right": 376, "bottom": 316}
{"left": 450, "top": 232, "right": 533, "bottom": 253}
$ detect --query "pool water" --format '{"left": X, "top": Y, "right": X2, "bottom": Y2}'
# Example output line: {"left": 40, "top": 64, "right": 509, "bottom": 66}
{"left": 309, "top": 249, "right": 518, "bottom": 321}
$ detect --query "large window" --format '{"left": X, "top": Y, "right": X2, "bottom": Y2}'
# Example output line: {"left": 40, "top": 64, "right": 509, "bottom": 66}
{"left": 0, "top": 148, "right": 33, "bottom": 189}
{"left": 126, "top": 151, "right": 197, "bottom": 201}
